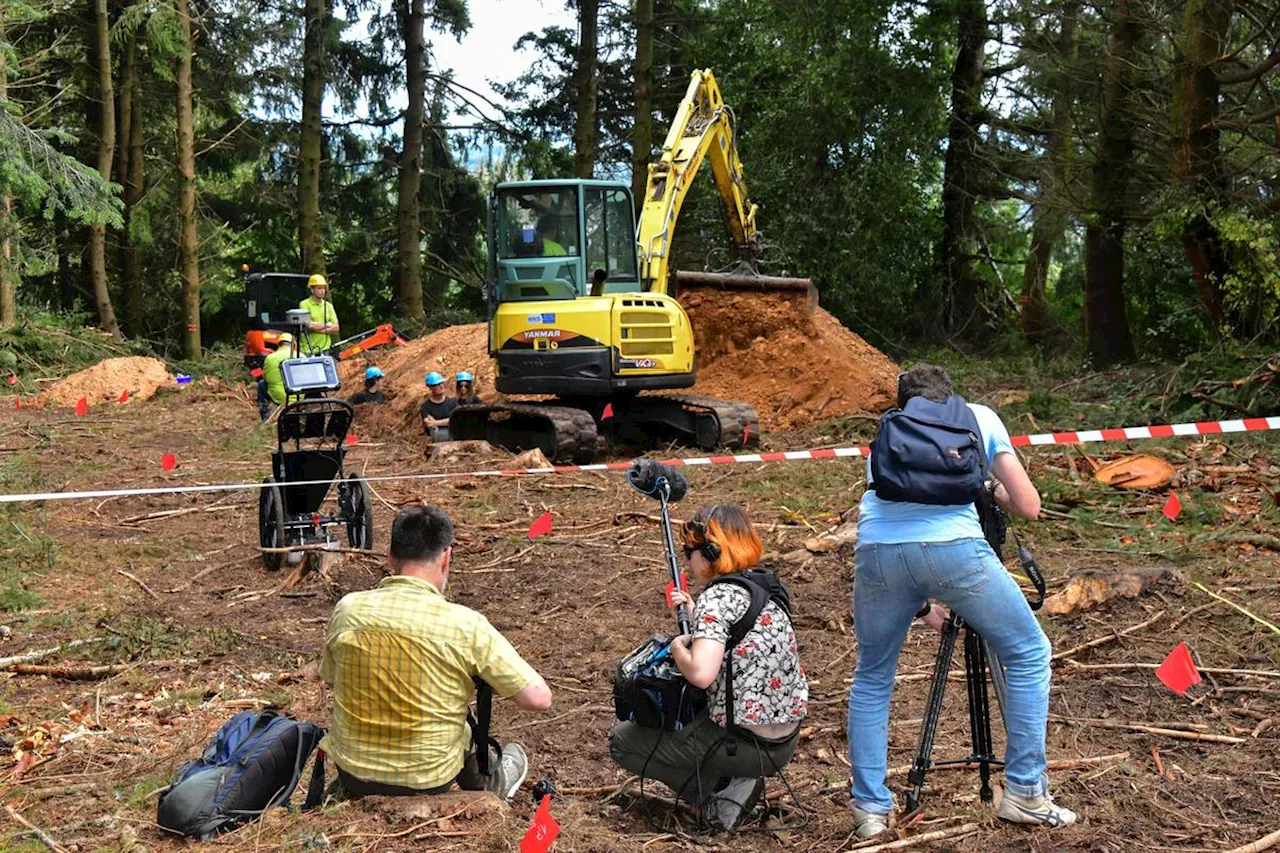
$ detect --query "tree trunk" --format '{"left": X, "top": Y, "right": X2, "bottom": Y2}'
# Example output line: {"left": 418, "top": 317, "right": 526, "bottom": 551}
{"left": 0, "top": 19, "right": 14, "bottom": 329}
{"left": 176, "top": 0, "right": 201, "bottom": 358}
{"left": 572, "top": 0, "right": 599, "bottom": 178}
{"left": 630, "top": 0, "right": 654, "bottom": 209}
{"left": 1083, "top": 0, "right": 1138, "bottom": 365}
{"left": 122, "top": 66, "right": 144, "bottom": 336}
{"left": 1020, "top": 0, "right": 1077, "bottom": 345}
{"left": 1172, "top": 0, "right": 1232, "bottom": 330}
{"left": 936, "top": 0, "right": 988, "bottom": 337}
{"left": 396, "top": 0, "right": 425, "bottom": 319}
{"left": 89, "top": 0, "right": 120, "bottom": 338}
{"left": 117, "top": 27, "right": 139, "bottom": 336}
{"left": 298, "top": 0, "right": 328, "bottom": 275}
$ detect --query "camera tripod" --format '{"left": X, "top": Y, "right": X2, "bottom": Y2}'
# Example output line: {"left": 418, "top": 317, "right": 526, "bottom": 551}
{"left": 904, "top": 610, "right": 1009, "bottom": 814}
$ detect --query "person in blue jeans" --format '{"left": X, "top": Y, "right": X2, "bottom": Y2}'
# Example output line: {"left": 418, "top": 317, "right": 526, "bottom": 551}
{"left": 847, "top": 364, "right": 1076, "bottom": 838}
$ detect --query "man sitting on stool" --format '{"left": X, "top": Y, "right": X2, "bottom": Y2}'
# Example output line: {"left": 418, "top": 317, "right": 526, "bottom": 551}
{"left": 320, "top": 505, "right": 553, "bottom": 800}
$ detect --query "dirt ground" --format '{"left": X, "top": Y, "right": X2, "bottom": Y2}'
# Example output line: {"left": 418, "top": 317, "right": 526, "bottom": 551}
{"left": 2, "top": 376, "right": 1280, "bottom": 852}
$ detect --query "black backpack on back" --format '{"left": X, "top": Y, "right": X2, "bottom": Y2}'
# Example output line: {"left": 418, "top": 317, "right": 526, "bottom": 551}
{"left": 706, "top": 569, "right": 792, "bottom": 744}
{"left": 157, "top": 709, "right": 324, "bottom": 840}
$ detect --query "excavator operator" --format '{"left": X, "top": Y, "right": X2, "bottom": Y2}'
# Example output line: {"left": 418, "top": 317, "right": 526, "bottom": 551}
{"left": 536, "top": 216, "right": 567, "bottom": 257}
{"left": 300, "top": 274, "right": 340, "bottom": 354}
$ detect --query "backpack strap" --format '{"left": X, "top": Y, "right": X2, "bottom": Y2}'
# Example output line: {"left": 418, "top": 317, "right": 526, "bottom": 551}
{"left": 303, "top": 748, "right": 326, "bottom": 811}
{"left": 705, "top": 572, "right": 779, "bottom": 754}
{"left": 469, "top": 677, "right": 501, "bottom": 776}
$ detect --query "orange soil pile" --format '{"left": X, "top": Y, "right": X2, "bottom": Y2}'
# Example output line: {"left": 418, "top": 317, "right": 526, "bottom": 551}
{"left": 39, "top": 356, "right": 174, "bottom": 407}
{"left": 338, "top": 324, "right": 493, "bottom": 437}
{"left": 341, "top": 292, "right": 897, "bottom": 437}
{"left": 680, "top": 289, "right": 898, "bottom": 431}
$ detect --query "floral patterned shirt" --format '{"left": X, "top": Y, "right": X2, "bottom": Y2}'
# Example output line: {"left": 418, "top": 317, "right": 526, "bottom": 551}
{"left": 691, "top": 582, "right": 808, "bottom": 730}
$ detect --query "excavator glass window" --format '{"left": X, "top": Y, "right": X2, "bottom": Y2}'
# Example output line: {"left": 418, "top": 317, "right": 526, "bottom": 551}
{"left": 584, "top": 188, "right": 639, "bottom": 287}
{"left": 496, "top": 189, "right": 579, "bottom": 260}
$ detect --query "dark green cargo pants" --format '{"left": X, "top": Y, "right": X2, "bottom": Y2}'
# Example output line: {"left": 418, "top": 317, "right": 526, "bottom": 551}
{"left": 609, "top": 711, "right": 799, "bottom": 802}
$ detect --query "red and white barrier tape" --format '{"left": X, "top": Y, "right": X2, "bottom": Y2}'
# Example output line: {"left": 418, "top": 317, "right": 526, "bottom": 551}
{"left": 0, "top": 414, "right": 1275, "bottom": 504}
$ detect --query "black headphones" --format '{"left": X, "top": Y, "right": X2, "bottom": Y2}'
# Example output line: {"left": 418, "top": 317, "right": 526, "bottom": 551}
{"left": 687, "top": 505, "right": 725, "bottom": 563}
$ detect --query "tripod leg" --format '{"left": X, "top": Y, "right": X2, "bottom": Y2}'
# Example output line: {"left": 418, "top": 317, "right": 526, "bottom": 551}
{"left": 905, "top": 615, "right": 961, "bottom": 814}
{"left": 964, "top": 630, "right": 996, "bottom": 803}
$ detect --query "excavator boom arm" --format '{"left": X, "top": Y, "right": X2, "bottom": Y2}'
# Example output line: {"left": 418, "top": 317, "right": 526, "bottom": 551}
{"left": 637, "top": 69, "right": 762, "bottom": 294}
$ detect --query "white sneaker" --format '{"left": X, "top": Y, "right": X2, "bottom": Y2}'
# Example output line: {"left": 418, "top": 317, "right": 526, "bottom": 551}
{"left": 485, "top": 743, "right": 529, "bottom": 802}
{"left": 851, "top": 805, "right": 891, "bottom": 839}
{"left": 705, "top": 776, "right": 764, "bottom": 831}
{"left": 996, "top": 791, "right": 1077, "bottom": 828}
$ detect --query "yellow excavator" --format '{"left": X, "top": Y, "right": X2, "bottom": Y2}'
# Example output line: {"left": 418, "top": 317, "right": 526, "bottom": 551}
{"left": 449, "top": 70, "right": 814, "bottom": 462}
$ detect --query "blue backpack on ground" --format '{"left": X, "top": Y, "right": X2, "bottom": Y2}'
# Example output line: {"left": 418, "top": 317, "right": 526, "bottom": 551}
{"left": 157, "top": 709, "right": 325, "bottom": 840}
{"left": 870, "top": 395, "right": 989, "bottom": 505}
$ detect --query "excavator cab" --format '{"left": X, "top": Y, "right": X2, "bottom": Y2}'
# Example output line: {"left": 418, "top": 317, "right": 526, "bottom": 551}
{"left": 489, "top": 180, "right": 641, "bottom": 303}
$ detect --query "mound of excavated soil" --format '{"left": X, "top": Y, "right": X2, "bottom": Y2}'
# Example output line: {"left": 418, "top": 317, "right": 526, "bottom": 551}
{"left": 39, "top": 356, "right": 174, "bottom": 407}
{"left": 341, "top": 293, "right": 897, "bottom": 438}
{"left": 680, "top": 289, "right": 898, "bottom": 431}
{"left": 337, "top": 324, "right": 493, "bottom": 437}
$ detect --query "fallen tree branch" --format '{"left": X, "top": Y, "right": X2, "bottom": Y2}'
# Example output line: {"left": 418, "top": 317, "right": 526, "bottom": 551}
{"left": 886, "top": 751, "right": 1129, "bottom": 778}
{"left": 115, "top": 569, "right": 159, "bottom": 600}
{"left": 1049, "top": 716, "right": 1245, "bottom": 744}
{"left": 0, "top": 638, "right": 107, "bottom": 670}
{"left": 1062, "top": 660, "right": 1280, "bottom": 679}
{"left": 7, "top": 663, "right": 127, "bottom": 680}
{"left": 258, "top": 544, "right": 381, "bottom": 557}
{"left": 1052, "top": 610, "right": 1165, "bottom": 661}
{"left": 847, "top": 822, "right": 979, "bottom": 852}
{"left": 4, "top": 805, "right": 70, "bottom": 853}
{"left": 1224, "top": 826, "right": 1280, "bottom": 853}
{"left": 461, "top": 545, "right": 535, "bottom": 572}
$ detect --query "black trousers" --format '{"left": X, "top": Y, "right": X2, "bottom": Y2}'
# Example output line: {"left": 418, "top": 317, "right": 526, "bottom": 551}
{"left": 335, "top": 748, "right": 488, "bottom": 798}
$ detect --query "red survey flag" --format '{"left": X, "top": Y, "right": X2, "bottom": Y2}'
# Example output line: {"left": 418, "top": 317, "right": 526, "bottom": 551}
{"left": 743, "top": 424, "right": 751, "bottom": 445}
{"left": 1155, "top": 642, "right": 1202, "bottom": 696}
{"left": 527, "top": 511, "right": 553, "bottom": 539}
{"left": 14, "top": 395, "right": 20, "bottom": 409}
{"left": 345, "top": 433, "right": 358, "bottom": 446}
{"left": 1162, "top": 491, "right": 1182, "bottom": 521}
{"left": 601, "top": 402, "right": 613, "bottom": 420}
{"left": 6, "top": 374, "right": 15, "bottom": 385}
{"left": 665, "top": 573, "right": 690, "bottom": 609}
{"left": 161, "top": 453, "right": 177, "bottom": 471}
{"left": 520, "top": 794, "right": 560, "bottom": 853}
{"left": 118, "top": 389, "right": 129, "bottom": 403}
{"left": 74, "top": 397, "right": 88, "bottom": 417}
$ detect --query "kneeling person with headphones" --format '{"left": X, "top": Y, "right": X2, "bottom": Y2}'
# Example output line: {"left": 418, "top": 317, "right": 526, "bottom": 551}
{"left": 609, "top": 505, "right": 808, "bottom": 831}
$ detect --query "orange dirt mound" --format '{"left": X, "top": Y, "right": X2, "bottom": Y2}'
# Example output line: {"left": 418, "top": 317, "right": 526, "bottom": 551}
{"left": 39, "top": 356, "right": 174, "bottom": 407}
{"left": 680, "top": 290, "right": 898, "bottom": 431}
{"left": 337, "top": 324, "right": 493, "bottom": 438}
{"left": 341, "top": 295, "right": 897, "bottom": 438}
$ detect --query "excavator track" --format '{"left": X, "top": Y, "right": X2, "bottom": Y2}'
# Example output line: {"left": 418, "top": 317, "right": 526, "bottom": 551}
{"left": 449, "top": 402, "right": 600, "bottom": 465}
{"left": 611, "top": 394, "right": 761, "bottom": 452}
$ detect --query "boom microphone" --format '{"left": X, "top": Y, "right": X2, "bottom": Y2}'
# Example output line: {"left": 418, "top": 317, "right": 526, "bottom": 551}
{"left": 627, "top": 459, "right": 689, "bottom": 502}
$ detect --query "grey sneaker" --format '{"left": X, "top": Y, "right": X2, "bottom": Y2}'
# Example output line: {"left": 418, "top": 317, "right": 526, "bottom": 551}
{"left": 851, "top": 805, "right": 891, "bottom": 839}
{"left": 705, "top": 776, "right": 764, "bottom": 831}
{"left": 996, "top": 791, "right": 1077, "bottom": 828}
{"left": 485, "top": 743, "right": 529, "bottom": 801}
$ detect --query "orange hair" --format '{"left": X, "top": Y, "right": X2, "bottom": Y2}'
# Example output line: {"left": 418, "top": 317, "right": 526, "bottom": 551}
{"left": 681, "top": 504, "right": 763, "bottom": 576}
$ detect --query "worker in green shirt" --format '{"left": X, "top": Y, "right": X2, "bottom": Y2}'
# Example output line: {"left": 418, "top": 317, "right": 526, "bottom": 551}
{"left": 300, "top": 274, "right": 340, "bottom": 354}
{"left": 536, "top": 216, "right": 567, "bottom": 256}
{"left": 258, "top": 333, "right": 297, "bottom": 419}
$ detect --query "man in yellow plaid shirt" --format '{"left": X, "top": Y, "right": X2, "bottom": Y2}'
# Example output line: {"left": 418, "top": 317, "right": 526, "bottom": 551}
{"left": 320, "top": 505, "right": 553, "bottom": 799}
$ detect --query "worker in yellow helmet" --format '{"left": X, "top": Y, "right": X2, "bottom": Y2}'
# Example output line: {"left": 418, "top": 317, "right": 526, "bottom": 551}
{"left": 258, "top": 333, "right": 297, "bottom": 419}
{"left": 300, "top": 274, "right": 340, "bottom": 354}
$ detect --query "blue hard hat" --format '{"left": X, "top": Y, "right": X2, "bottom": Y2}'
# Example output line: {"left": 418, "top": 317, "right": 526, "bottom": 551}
{"left": 364, "top": 366, "right": 384, "bottom": 380}
{"left": 455, "top": 371, "right": 474, "bottom": 383}
{"left": 425, "top": 371, "right": 445, "bottom": 387}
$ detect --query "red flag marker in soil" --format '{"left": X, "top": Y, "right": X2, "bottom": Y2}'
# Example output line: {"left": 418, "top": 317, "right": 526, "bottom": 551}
{"left": 1155, "top": 642, "right": 1201, "bottom": 696}
{"left": 743, "top": 424, "right": 751, "bottom": 445}
{"left": 601, "top": 402, "right": 613, "bottom": 420}
{"left": 1162, "top": 491, "right": 1182, "bottom": 521}
{"left": 6, "top": 374, "right": 15, "bottom": 385}
{"left": 118, "top": 389, "right": 129, "bottom": 403}
{"left": 161, "top": 453, "right": 177, "bottom": 471}
{"left": 665, "top": 573, "right": 689, "bottom": 609}
{"left": 14, "top": 395, "right": 20, "bottom": 409}
{"left": 520, "top": 794, "right": 560, "bottom": 853}
{"left": 528, "top": 511, "right": 553, "bottom": 539}
{"left": 74, "top": 397, "right": 88, "bottom": 417}
{"left": 345, "top": 433, "right": 358, "bottom": 446}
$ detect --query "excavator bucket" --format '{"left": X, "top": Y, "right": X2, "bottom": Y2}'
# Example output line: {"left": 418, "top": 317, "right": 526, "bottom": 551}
{"left": 674, "top": 269, "right": 818, "bottom": 319}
